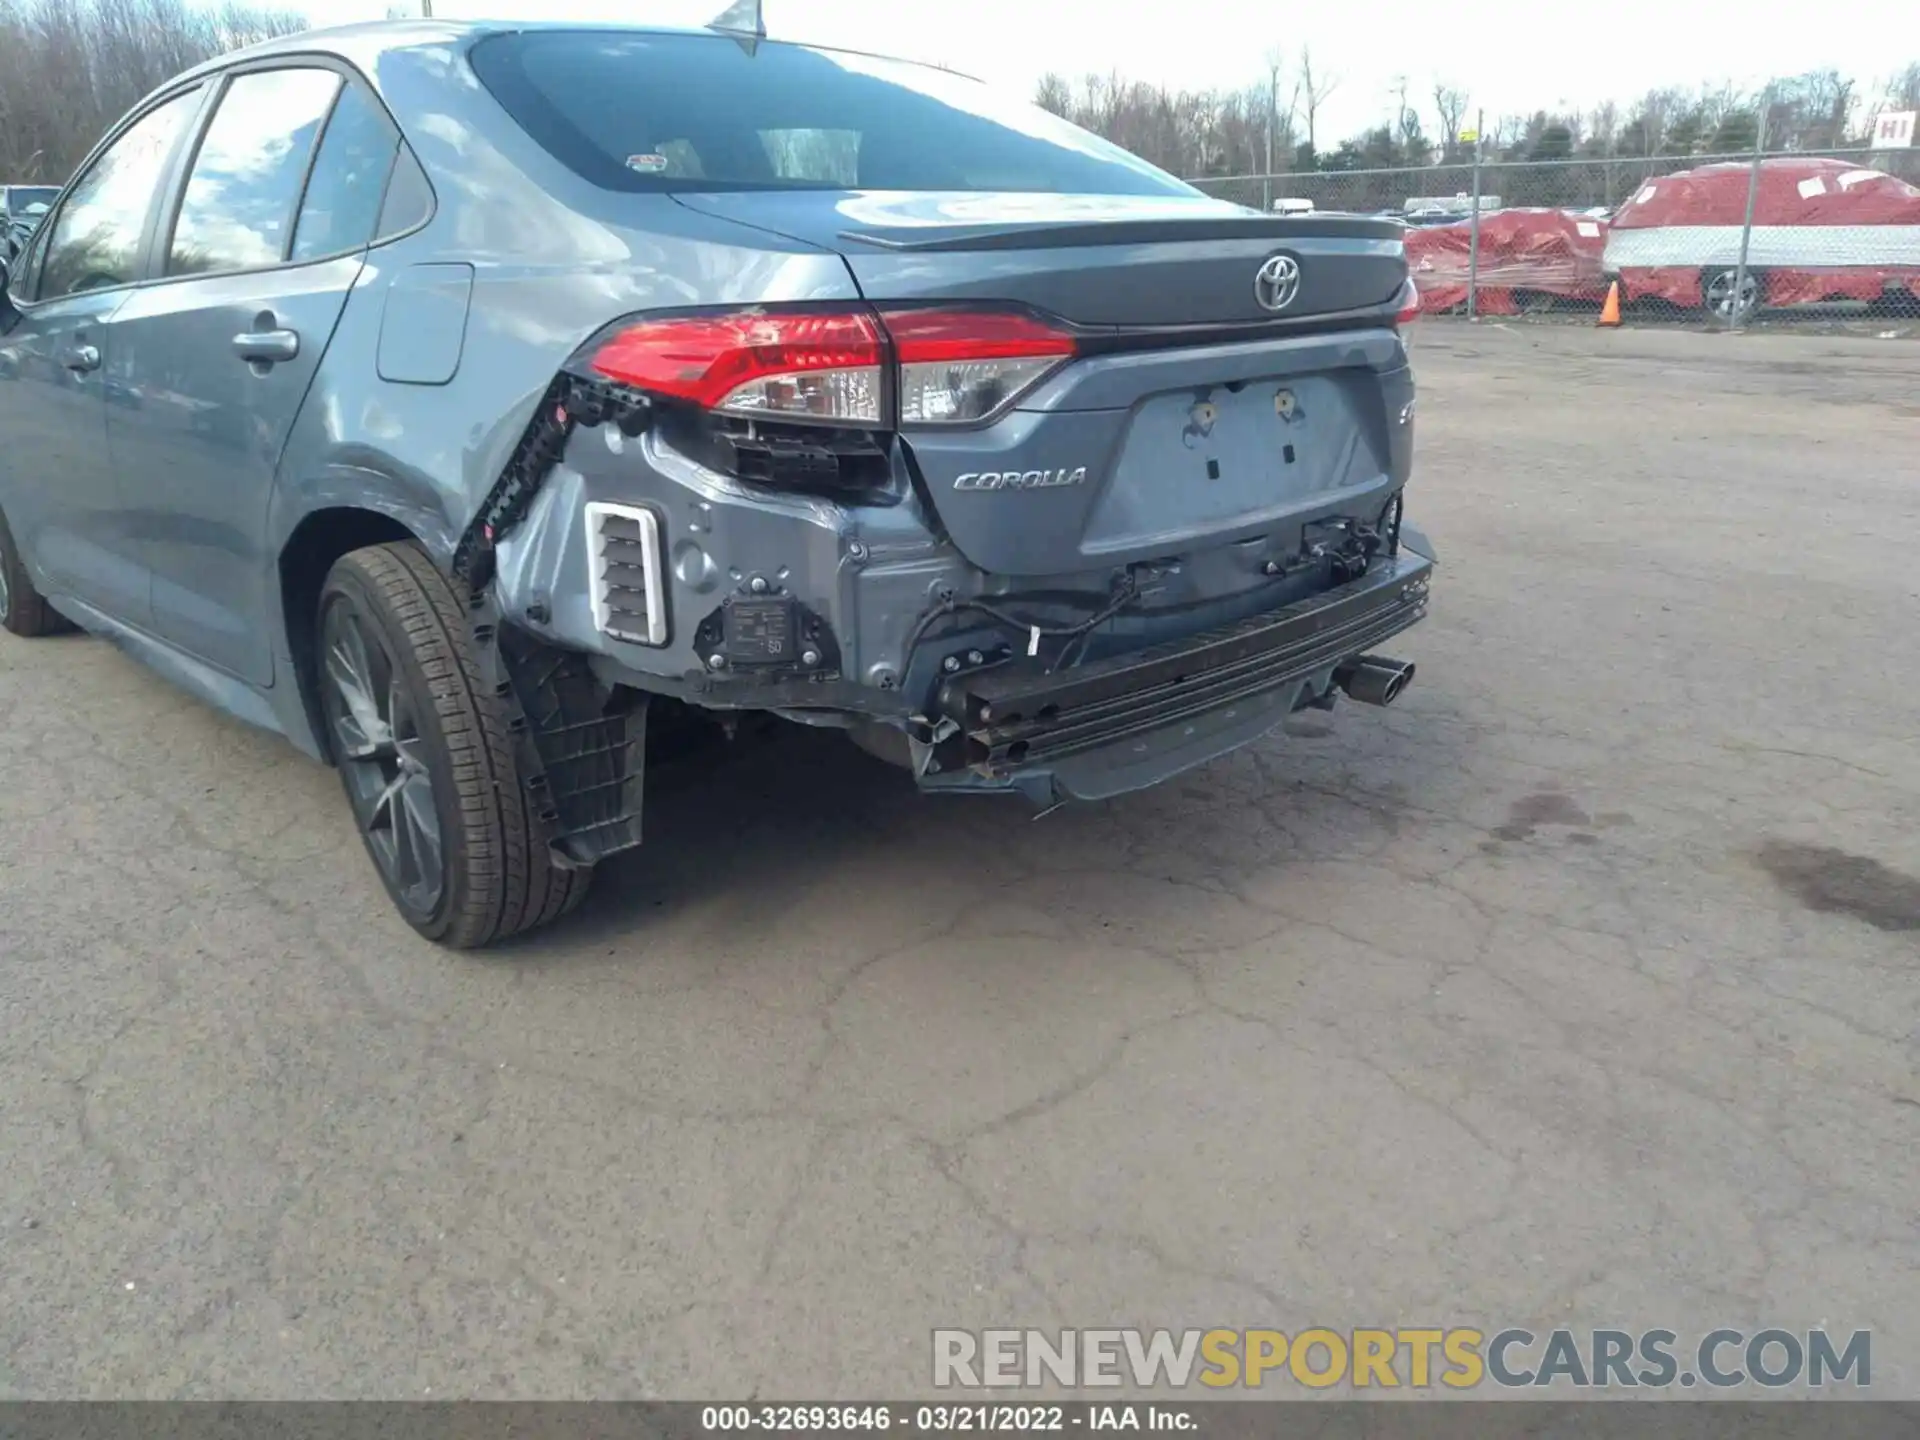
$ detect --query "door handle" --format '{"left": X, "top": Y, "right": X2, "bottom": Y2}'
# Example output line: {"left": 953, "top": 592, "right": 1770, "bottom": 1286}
{"left": 233, "top": 328, "right": 300, "bottom": 364}
{"left": 62, "top": 343, "right": 101, "bottom": 373}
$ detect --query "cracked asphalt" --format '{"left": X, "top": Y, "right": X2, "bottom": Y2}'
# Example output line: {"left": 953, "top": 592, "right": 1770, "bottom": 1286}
{"left": 2, "top": 322, "right": 1916, "bottom": 1399}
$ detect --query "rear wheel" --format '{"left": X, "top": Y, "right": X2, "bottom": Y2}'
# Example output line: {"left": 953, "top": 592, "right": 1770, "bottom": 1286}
{"left": 317, "top": 542, "right": 592, "bottom": 947}
{"left": 1703, "top": 267, "right": 1763, "bottom": 323}
{"left": 0, "top": 508, "right": 73, "bottom": 637}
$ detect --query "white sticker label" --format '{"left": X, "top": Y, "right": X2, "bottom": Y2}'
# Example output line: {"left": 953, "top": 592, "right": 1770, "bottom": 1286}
{"left": 1797, "top": 176, "right": 1827, "bottom": 198}
{"left": 1836, "top": 169, "right": 1881, "bottom": 189}
{"left": 1635, "top": 185, "right": 1658, "bottom": 205}
{"left": 1577, "top": 220, "right": 1602, "bottom": 237}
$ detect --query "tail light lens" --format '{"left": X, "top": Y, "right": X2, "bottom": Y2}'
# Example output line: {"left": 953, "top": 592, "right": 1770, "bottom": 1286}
{"left": 882, "top": 308, "right": 1077, "bottom": 425}
{"left": 591, "top": 310, "right": 886, "bottom": 424}
{"left": 587, "top": 306, "right": 1077, "bottom": 429}
{"left": 1394, "top": 277, "right": 1421, "bottom": 327}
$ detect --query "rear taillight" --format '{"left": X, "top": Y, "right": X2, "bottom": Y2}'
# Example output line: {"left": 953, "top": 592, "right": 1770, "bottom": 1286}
{"left": 587, "top": 306, "right": 1077, "bottom": 429}
{"left": 881, "top": 308, "right": 1077, "bottom": 425}
{"left": 591, "top": 310, "right": 886, "bottom": 425}
{"left": 1394, "top": 278, "right": 1421, "bottom": 327}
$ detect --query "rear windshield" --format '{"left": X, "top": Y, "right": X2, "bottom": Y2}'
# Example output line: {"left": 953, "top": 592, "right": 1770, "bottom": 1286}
{"left": 469, "top": 30, "right": 1195, "bottom": 198}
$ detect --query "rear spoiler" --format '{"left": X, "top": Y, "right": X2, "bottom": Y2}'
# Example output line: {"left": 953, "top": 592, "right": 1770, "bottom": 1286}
{"left": 838, "top": 214, "right": 1407, "bottom": 253}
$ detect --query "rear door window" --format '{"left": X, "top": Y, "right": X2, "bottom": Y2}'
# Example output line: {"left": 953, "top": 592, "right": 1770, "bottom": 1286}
{"left": 291, "top": 81, "right": 401, "bottom": 261}
{"left": 469, "top": 31, "right": 1193, "bottom": 197}
{"left": 169, "top": 67, "right": 341, "bottom": 277}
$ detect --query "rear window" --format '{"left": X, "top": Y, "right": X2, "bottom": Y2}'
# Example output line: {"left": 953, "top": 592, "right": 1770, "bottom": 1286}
{"left": 469, "top": 31, "right": 1194, "bottom": 198}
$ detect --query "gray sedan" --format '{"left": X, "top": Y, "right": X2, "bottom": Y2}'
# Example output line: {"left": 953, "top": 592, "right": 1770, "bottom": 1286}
{"left": 0, "top": 19, "right": 1427, "bottom": 945}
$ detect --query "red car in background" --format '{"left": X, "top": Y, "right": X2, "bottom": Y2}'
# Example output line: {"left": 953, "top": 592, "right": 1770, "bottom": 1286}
{"left": 1602, "top": 157, "right": 1920, "bottom": 319}
{"left": 1404, "top": 208, "right": 1610, "bottom": 314}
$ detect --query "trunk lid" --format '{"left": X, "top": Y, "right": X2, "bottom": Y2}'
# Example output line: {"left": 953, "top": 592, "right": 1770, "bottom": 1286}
{"left": 671, "top": 190, "right": 1408, "bottom": 326}
{"left": 671, "top": 190, "right": 1414, "bottom": 578}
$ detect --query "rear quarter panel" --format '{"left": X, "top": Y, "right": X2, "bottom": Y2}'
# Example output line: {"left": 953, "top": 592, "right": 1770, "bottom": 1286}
{"left": 261, "top": 34, "right": 862, "bottom": 749}
{"left": 268, "top": 39, "right": 862, "bottom": 573}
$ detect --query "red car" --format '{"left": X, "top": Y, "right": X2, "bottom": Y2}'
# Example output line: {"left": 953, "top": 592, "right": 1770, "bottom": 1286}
{"left": 1404, "top": 208, "right": 1610, "bottom": 314}
{"left": 1603, "top": 157, "right": 1920, "bottom": 319}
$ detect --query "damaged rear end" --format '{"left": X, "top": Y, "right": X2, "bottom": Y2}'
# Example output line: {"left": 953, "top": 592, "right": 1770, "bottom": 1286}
{"left": 465, "top": 206, "right": 1431, "bottom": 819}
{"left": 454, "top": 29, "right": 1434, "bottom": 854}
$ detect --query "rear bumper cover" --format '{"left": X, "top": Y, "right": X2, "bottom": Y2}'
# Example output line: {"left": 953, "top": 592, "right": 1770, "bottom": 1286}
{"left": 924, "top": 531, "right": 1434, "bottom": 803}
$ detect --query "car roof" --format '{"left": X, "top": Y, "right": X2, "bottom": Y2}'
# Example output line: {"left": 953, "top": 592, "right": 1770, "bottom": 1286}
{"left": 178, "top": 17, "right": 966, "bottom": 87}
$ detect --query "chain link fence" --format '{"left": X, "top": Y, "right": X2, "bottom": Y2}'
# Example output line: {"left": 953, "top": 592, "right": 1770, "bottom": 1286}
{"left": 1189, "top": 146, "right": 1920, "bottom": 326}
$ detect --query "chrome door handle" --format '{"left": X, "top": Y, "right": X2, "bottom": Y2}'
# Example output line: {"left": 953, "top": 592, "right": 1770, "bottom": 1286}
{"left": 233, "top": 329, "right": 300, "bottom": 364}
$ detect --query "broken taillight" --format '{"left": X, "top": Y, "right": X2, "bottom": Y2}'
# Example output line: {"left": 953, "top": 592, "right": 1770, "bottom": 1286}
{"left": 588, "top": 305, "right": 1078, "bottom": 429}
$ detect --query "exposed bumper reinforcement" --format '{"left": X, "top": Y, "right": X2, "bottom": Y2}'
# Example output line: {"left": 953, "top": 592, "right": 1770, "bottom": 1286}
{"left": 934, "top": 550, "right": 1433, "bottom": 782}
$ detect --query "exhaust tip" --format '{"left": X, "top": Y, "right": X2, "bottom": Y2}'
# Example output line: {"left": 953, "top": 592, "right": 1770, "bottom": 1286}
{"left": 1335, "top": 656, "right": 1416, "bottom": 707}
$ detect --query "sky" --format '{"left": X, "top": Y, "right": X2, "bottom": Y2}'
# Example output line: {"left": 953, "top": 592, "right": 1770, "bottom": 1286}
{"left": 299, "top": 0, "right": 1916, "bottom": 165}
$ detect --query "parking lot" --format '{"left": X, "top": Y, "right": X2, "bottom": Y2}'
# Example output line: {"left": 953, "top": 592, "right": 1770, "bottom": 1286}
{"left": 1, "top": 322, "right": 1916, "bottom": 1399}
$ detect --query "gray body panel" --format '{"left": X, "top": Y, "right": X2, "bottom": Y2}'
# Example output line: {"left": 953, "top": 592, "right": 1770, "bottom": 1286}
{"left": 673, "top": 190, "right": 1408, "bottom": 326}
{"left": 0, "top": 289, "right": 150, "bottom": 623}
{"left": 105, "top": 256, "right": 365, "bottom": 683}
{"left": 0, "top": 17, "right": 1430, "bottom": 811}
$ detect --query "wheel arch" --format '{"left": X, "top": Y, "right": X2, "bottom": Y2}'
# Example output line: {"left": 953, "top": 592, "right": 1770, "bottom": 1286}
{"left": 272, "top": 487, "right": 456, "bottom": 763}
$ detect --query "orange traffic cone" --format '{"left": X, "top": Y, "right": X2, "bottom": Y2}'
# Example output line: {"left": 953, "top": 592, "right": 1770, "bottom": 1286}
{"left": 1598, "top": 281, "right": 1622, "bottom": 328}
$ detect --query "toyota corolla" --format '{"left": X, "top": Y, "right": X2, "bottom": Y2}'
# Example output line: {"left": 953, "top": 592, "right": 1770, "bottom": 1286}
{"left": 0, "top": 15, "right": 1433, "bottom": 945}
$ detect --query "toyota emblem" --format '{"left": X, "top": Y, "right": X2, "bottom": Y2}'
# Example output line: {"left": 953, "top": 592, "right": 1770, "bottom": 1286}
{"left": 1254, "top": 254, "right": 1301, "bottom": 312}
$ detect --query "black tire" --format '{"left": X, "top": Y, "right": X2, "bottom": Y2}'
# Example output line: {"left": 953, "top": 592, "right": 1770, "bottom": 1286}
{"left": 0, "top": 507, "right": 73, "bottom": 638}
{"left": 317, "top": 542, "right": 592, "bottom": 947}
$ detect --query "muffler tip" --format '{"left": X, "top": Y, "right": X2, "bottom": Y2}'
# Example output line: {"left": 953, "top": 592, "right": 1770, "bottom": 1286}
{"left": 1335, "top": 656, "right": 1416, "bottom": 707}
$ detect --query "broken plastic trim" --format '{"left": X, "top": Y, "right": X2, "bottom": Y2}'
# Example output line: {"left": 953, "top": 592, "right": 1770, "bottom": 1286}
{"left": 464, "top": 581, "right": 649, "bottom": 869}
{"left": 454, "top": 377, "right": 654, "bottom": 868}
{"left": 454, "top": 374, "right": 648, "bottom": 590}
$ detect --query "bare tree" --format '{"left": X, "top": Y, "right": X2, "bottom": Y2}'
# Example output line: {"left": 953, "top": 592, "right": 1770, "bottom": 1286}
{"left": 1294, "top": 45, "right": 1338, "bottom": 157}
{"left": 1033, "top": 71, "right": 1072, "bottom": 118}
{"left": 1262, "top": 46, "right": 1284, "bottom": 180}
{"left": 1032, "top": 66, "right": 1293, "bottom": 180}
{"left": 1432, "top": 84, "right": 1469, "bottom": 159}
{"left": 1584, "top": 100, "right": 1619, "bottom": 152}
{"left": 1391, "top": 76, "right": 1425, "bottom": 150}
{"left": 1762, "top": 69, "right": 1855, "bottom": 149}
{"left": 0, "top": 0, "right": 304, "bottom": 182}
{"left": 1031, "top": 52, "right": 1919, "bottom": 185}
{"left": 1889, "top": 61, "right": 1920, "bottom": 111}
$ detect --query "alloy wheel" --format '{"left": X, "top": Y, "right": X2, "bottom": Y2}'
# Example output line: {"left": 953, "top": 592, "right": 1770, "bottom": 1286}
{"left": 1706, "top": 269, "right": 1760, "bottom": 322}
{"left": 320, "top": 597, "right": 445, "bottom": 917}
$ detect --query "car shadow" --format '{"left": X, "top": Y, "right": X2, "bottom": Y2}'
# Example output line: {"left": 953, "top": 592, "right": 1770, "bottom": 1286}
{"left": 493, "top": 721, "right": 976, "bottom": 957}
{"left": 487, "top": 679, "right": 1478, "bottom": 965}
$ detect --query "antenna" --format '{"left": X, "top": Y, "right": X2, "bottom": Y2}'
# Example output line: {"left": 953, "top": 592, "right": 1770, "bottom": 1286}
{"left": 706, "top": 0, "right": 765, "bottom": 46}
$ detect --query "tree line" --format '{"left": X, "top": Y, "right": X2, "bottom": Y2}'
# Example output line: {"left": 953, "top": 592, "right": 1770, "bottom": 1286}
{"left": 0, "top": 0, "right": 302, "bottom": 183}
{"left": 1036, "top": 60, "right": 1920, "bottom": 182}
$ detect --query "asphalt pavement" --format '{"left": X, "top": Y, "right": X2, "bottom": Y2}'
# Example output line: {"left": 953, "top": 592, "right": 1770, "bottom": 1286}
{"left": 1, "top": 321, "right": 1916, "bottom": 1398}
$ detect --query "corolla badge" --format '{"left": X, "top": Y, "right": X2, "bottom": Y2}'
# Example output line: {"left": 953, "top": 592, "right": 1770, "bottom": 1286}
{"left": 953, "top": 468, "right": 1089, "bottom": 492}
{"left": 1254, "top": 253, "right": 1301, "bottom": 311}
